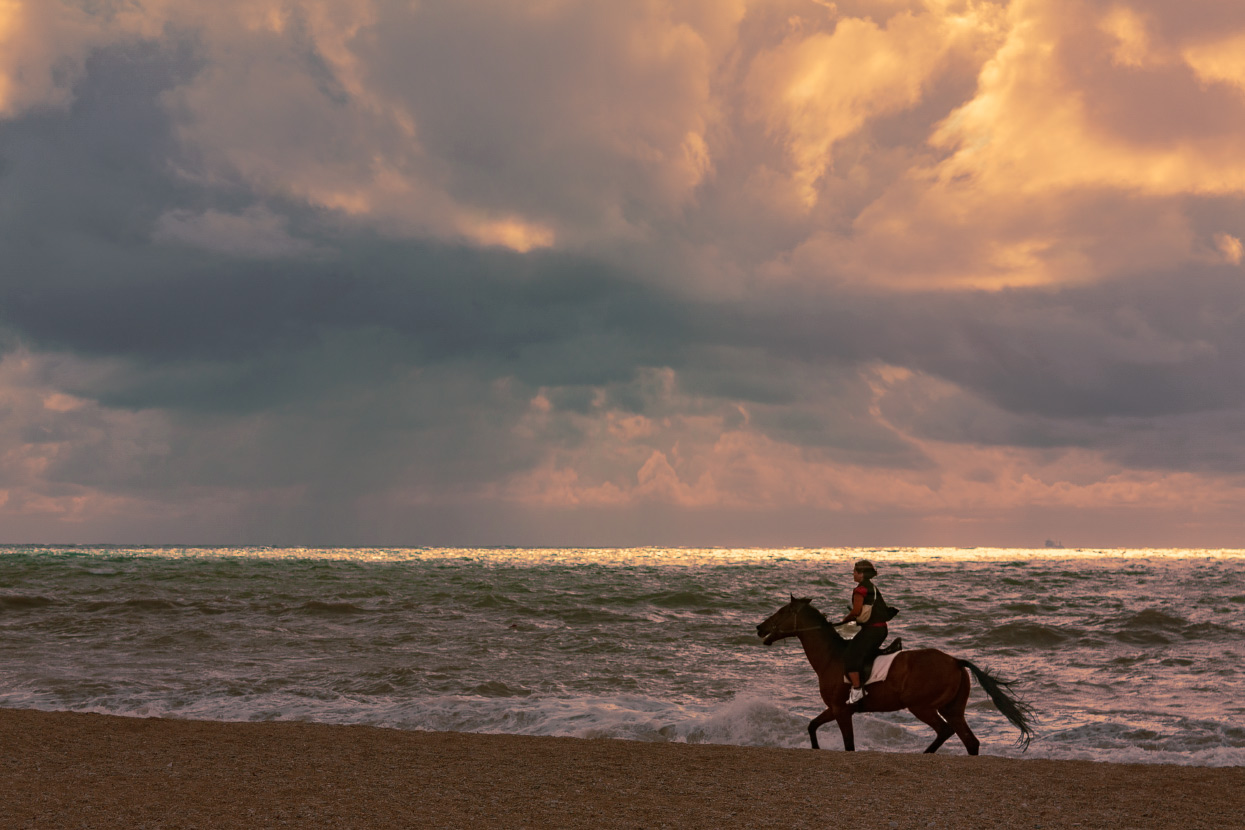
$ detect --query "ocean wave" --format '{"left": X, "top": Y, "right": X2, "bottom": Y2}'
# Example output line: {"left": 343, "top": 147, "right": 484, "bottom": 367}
{"left": 296, "top": 601, "right": 371, "bottom": 615}
{"left": 124, "top": 598, "right": 180, "bottom": 611}
{"left": 468, "top": 681, "right": 533, "bottom": 698}
{"left": 976, "top": 622, "right": 1078, "bottom": 648}
{"left": 0, "top": 594, "right": 56, "bottom": 609}
{"left": 375, "top": 693, "right": 815, "bottom": 749}
{"left": 898, "top": 598, "right": 942, "bottom": 612}
{"left": 73, "top": 597, "right": 183, "bottom": 614}
{"left": 338, "top": 668, "right": 425, "bottom": 696}
{"left": 1120, "top": 608, "right": 1188, "bottom": 630}
{"left": 1181, "top": 621, "right": 1243, "bottom": 641}
{"left": 1111, "top": 629, "right": 1173, "bottom": 645}
{"left": 908, "top": 623, "right": 974, "bottom": 637}
{"left": 1001, "top": 602, "right": 1044, "bottom": 614}
{"left": 627, "top": 590, "right": 716, "bottom": 609}
{"left": 568, "top": 639, "right": 632, "bottom": 655}
{"left": 554, "top": 608, "right": 646, "bottom": 624}
{"left": 1036, "top": 717, "right": 1245, "bottom": 758}
{"left": 1104, "top": 608, "right": 1240, "bottom": 644}
{"left": 471, "top": 593, "right": 530, "bottom": 610}
{"left": 147, "top": 629, "right": 220, "bottom": 647}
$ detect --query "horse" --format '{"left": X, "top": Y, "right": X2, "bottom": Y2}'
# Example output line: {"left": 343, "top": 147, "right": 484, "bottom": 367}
{"left": 756, "top": 595, "right": 1034, "bottom": 753}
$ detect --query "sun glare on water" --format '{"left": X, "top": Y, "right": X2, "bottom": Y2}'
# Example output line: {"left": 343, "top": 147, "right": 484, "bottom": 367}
{"left": 23, "top": 545, "right": 1245, "bottom": 567}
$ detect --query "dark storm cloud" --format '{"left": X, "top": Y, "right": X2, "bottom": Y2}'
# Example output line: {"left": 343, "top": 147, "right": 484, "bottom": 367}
{"left": 887, "top": 270, "right": 1245, "bottom": 420}
{"left": 0, "top": 40, "right": 196, "bottom": 262}
{"left": 0, "top": 40, "right": 691, "bottom": 415}
{"left": 725, "top": 267, "right": 1245, "bottom": 420}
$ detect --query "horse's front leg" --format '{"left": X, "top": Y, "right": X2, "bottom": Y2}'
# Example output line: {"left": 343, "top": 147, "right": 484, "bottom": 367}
{"left": 807, "top": 707, "right": 838, "bottom": 749}
{"left": 836, "top": 710, "right": 856, "bottom": 751}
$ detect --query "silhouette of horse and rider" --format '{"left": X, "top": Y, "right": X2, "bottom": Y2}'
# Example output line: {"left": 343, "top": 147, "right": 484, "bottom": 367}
{"left": 756, "top": 560, "right": 1034, "bottom": 753}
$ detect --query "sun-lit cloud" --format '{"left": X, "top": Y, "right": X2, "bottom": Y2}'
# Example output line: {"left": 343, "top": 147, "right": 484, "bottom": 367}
{"left": 768, "top": 0, "right": 1245, "bottom": 289}
{"left": 1214, "top": 232, "right": 1244, "bottom": 265}
{"left": 0, "top": 0, "right": 20, "bottom": 113}
{"left": 1100, "top": 5, "right": 1161, "bottom": 68}
{"left": 462, "top": 217, "right": 557, "bottom": 253}
{"left": 745, "top": 0, "right": 1007, "bottom": 207}
{"left": 1183, "top": 30, "right": 1245, "bottom": 91}
{"left": 0, "top": 0, "right": 103, "bottom": 117}
{"left": 931, "top": 9, "right": 1245, "bottom": 199}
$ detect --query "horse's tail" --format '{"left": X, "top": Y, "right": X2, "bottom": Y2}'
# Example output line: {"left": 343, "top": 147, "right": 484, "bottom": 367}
{"left": 958, "top": 659, "right": 1036, "bottom": 750}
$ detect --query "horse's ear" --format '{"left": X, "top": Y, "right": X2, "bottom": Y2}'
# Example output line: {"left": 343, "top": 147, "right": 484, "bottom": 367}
{"left": 789, "top": 593, "right": 796, "bottom": 602}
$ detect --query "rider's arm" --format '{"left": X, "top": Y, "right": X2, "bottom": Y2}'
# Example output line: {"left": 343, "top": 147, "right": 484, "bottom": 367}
{"left": 839, "top": 586, "right": 866, "bottom": 624}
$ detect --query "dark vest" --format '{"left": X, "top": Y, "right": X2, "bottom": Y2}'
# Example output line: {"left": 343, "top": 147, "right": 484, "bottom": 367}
{"left": 861, "top": 581, "right": 889, "bottom": 625}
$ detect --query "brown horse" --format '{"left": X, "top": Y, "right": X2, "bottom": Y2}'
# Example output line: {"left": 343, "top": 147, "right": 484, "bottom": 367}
{"left": 756, "top": 595, "right": 1034, "bottom": 753}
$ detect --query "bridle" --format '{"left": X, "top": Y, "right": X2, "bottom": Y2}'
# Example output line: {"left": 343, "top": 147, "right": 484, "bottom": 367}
{"left": 780, "top": 622, "right": 827, "bottom": 636}
{"left": 766, "top": 607, "right": 856, "bottom": 642}
{"left": 775, "top": 606, "right": 848, "bottom": 638}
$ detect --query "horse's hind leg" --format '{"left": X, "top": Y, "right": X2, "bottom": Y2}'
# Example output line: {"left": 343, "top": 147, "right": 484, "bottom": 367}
{"left": 943, "top": 710, "right": 980, "bottom": 755}
{"left": 910, "top": 707, "right": 954, "bottom": 754}
{"left": 941, "top": 667, "right": 981, "bottom": 755}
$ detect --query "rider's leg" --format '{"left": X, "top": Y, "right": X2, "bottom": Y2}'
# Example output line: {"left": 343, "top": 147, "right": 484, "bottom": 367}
{"left": 846, "top": 627, "right": 885, "bottom": 704}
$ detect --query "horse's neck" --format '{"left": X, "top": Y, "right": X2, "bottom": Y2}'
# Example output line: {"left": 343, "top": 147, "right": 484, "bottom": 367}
{"left": 795, "top": 618, "right": 844, "bottom": 675}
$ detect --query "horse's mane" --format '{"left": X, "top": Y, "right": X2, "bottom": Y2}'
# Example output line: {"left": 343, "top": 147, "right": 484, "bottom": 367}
{"left": 796, "top": 598, "right": 844, "bottom": 642}
{"left": 797, "top": 598, "right": 828, "bottom": 622}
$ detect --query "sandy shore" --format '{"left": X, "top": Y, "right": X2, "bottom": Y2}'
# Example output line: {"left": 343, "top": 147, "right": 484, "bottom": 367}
{"left": 2, "top": 708, "right": 1241, "bottom": 829}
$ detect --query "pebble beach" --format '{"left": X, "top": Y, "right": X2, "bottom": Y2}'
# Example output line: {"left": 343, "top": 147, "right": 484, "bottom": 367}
{"left": 4, "top": 708, "right": 1242, "bottom": 830}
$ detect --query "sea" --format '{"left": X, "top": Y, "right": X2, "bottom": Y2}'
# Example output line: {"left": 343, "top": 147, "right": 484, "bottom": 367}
{"left": 1, "top": 546, "right": 1242, "bottom": 766}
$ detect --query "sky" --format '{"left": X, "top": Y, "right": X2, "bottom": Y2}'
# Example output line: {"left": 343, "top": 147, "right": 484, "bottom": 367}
{"left": 3, "top": 0, "right": 1245, "bottom": 548}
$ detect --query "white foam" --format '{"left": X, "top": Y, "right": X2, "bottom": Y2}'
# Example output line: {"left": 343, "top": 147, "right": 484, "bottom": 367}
{"left": 6, "top": 687, "right": 1244, "bottom": 766}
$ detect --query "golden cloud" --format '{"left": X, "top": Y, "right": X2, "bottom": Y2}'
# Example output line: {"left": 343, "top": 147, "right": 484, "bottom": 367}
{"left": 766, "top": 0, "right": 1245, "bottom": 288}
{"left": 745, "top": 1, "right": 1007, "bottom": 208}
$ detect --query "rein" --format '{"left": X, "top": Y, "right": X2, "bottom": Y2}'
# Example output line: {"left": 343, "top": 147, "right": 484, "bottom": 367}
{"left": 781, "top": 616, "right": 853, "bottom": 637}
{"left": 783, "top": 623, "right": 828, "bottom": 635}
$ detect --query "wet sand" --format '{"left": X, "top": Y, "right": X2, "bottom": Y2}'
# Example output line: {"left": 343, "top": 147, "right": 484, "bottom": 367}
{"left": 2, "top": 708, "right": 1241, "bottom": 829}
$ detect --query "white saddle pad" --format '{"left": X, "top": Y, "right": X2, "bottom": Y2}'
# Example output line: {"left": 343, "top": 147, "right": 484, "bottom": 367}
{"left": 843, "top": 651, "right": 899, "bottom": 686}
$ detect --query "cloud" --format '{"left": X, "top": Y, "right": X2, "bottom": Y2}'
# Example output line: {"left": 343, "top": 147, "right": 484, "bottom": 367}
{"left": 153, "top": 206, "right": 321, "bottom": 258}
{"left": 1214, "top": 232, "right": 1243, "bottom": 264}
{"left": 743, "top": 1, "right": 1006, "bottom": 207}
{"left": 148, "top": 0, "right": 733, "bottom": 250}
{"left": 778, "top": 0, "right": 1245, "bottom": 289}
{"left": 6, "top": 0, "right": 1245, "bottom": 545}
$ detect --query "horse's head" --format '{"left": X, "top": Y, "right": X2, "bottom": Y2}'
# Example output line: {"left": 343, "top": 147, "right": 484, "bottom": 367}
{"left": 756, "top": 594, "right": 818, "bottom": 645}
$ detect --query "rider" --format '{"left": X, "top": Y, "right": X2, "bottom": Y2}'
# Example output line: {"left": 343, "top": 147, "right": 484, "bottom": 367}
{"left": 839, "top": 559, "right": 889, "bottom": 705}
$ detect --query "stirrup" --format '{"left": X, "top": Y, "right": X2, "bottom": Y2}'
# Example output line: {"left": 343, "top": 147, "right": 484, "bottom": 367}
{"left": 847, "top": 686, "right": 866, "bottom": 705}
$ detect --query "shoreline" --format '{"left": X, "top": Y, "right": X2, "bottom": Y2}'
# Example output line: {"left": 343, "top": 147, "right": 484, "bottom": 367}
{"left": 4, "top": 708, "right": 1242, "bottom": 829}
